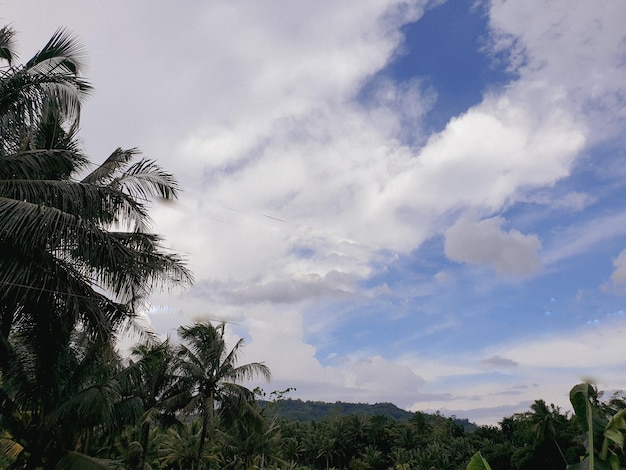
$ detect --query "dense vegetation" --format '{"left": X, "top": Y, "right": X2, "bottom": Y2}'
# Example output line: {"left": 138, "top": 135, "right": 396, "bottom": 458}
{"left": 259, "top": 399, "right": 475, "bottom": 430}
{"left": 3, "top": 24, "right": 626, "bottom": 470}
{"left": 261, "top": 399, "right": 417, "bottom": 423}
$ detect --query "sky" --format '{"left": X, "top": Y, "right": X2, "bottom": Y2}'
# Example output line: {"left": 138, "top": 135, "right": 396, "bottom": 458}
{"left": 5, "top": 0, "right": 626, "bottom": 425}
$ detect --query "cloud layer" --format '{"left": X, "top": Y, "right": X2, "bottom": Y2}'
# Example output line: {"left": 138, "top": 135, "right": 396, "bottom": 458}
{"left": 6, "top": 0, "right": 626, "bottom": 424}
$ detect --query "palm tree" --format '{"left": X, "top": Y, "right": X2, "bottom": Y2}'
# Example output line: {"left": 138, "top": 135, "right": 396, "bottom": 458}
{"left": 127, "top": 338, "right": 187, "bottom": 468}
{"left": 0, "top": 25, "right": 88, "bottom": 345}
{"left": 176, "top": 322, "right": 271, "bottom": 469}
{"left": 157, "top": 420, "right": 222, "bottom": 470}
{"left": 0, "top": 329, "right": 142, "bottom": 468}
{"left": 358, "top": 444, "right": 386, "bottom": 470}
{"left": 0, "top": 23, "right": 191, "bottom": 468}
{"left": 220, "top": 400, "right": 284, "bottom": 469}
{"left": 529, "top": 399, "right": 567, "bottom": 466}
{"left": 0, "top": 25, "right": 191, "bottom": 356}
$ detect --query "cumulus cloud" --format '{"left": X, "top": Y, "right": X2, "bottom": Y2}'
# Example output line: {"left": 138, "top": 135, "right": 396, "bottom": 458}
{"left": 242, "top": 308, "right": 425, "bottom": 408}
{"left": 444, "top": 215, "right": 542, "bottom": 276}
{"left": 342, "top": 356, "right": 426, "bottom": 406}
{"left": 396, "top": 96, "right": 584, "bottom": 211}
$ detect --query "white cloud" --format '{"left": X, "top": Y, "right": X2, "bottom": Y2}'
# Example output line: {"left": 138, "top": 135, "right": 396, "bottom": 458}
{"left": 488, "top": 0, "right": 626, "bottom": 140}
{"left": 189, "top": 270, "right": 358, "bottom": 306}
{"left": 609, "top": 249, "right": 626, "bottom": 290}
{"left": 241, "top": 307, "right": 425, "bottom": 407}
{"left": 119, "top": 0, "right": 626, "bottom": 425}
{"left": 521, "top": 190, "right": 594, "bottom": 212}
{"left": 342, "top": 355, "right": 425, "bottom": 405}
{"left": 400, "top": 318, "right": 626, "bottom": 423}
{"left": 501, "top": 320, "right": 626, "bottom": 370}
{"left": 387, "top": 95, "right": 585, "bottom": 214}
{"left": 6, "top": 0, "right": 593, "bottom": 285}
{"left": 444, "top": 215, "right": 542, "bottom": 276}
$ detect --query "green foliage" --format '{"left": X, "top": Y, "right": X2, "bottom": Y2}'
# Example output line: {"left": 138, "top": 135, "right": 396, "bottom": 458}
{"left": 263, "top": 398, "right": 476, "bottom": 431}
{"left": 467, "top": 451, "right": 493, "bottom": 470}
{"left": 0, "top": 23, "right": 189, "bottom": 469}
{"left": 568, "top": 383, "right": 626, "bottom": 470}
{"left": 0, "top": 23, "right": 191, "bottom": 352}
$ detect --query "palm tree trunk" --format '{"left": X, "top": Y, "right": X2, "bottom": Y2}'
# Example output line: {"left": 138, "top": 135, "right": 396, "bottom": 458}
{"left": 553, "top": 437, "right": 567, "bottom": 466}
{"left": 197, "top": 412, "right": 209, "bottom": 469}
{"left": 197, "top": 391, "right": 216, "bottom": 469}
{"left": 140, "top": 421, "right": 150, "bottom": 468}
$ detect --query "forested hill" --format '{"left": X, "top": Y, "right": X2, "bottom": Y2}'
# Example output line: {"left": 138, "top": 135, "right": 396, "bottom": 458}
{"left": 260, "top": 398, "right": 477, "bottom": 431}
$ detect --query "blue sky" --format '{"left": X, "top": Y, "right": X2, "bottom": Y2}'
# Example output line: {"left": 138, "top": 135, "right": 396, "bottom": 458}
{"left": 6, "top": 0, "right": 626, "bottom": 424}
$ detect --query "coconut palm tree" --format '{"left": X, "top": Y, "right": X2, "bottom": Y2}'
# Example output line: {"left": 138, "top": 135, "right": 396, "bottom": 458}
{"left": 0, "top": 24, "right": 191, "bottom": 352}
{"left": 0, "top": 329, "right": 142, "bottom": 468}
{"left": 176, "top": 322, "right": 271, "bottom": 469}
{"left": 0, "top": 23, "right": 191, "bottom": 468}
{"left": 220, "top": 400, "right": 284, "bottom": 469}
{"left": 529, "top": 399, "right": 567, "bottom": 466}
{"left": 0, "top": 25, "right": 89, "bottom": 344}
{"left": 157, "top": 419, "right": 222, "bottom": 470}
{"left": 127, "top": 338, "right": 189, "bottom": 468}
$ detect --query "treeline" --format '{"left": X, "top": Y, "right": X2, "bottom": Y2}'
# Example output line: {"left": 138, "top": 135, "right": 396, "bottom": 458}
{"left": 4, "top": 366, "right": 624, "bottom": 469}
{"left": 1, "top": 322, "right": 271, "bottom": 469}
{"left": 251, "top": 384, "right": 625, "bottom": 470}
{"left": 261, "top": 399, "right": 416, "bottom": 423}
{"left": 260, "top": 398, "right": 475, "bottom": 430}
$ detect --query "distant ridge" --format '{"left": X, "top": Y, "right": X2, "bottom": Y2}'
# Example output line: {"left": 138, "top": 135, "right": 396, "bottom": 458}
{"left": 260, "top": 398, "right": 477, "bottom": 432}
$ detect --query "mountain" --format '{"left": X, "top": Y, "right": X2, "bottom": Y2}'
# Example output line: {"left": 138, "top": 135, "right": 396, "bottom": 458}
{"left": 260, "top": 398, "right": 477, "bottom": 432}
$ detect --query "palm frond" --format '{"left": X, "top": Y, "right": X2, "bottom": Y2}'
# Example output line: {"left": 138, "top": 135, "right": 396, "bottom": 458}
{"left": 0, "top": 176, "right": 156, "bottom": 231}
{"left": 229, "top": 361, "right": 271, "bottom": 383}
{"left": 0, "top": 179, "right": 122, "bottom": 221}
{"left": 113, "top": 157, "right": 180, "bottom": 200}
{"left": 0, "top": 432, "right": 23, "bottom": 461}
{"left": 1, "top": 334, "right": 40, "bottom": 410}
{"left": 0, "top": 26, "right": 16, "bottom": 65}
{"left": 81, "top": 147, "right": 138, "bottom": 185}
{"left": 114, "top": 311, "right": 160, "bottom": 347}
{"left": 56, "top": 451, "right": 121, "bottom": 470}
{"left": 0, "top": 195, "right": 109, "bottom": 252}
{"left": 39, "top": 80, "right": 87, "bottom": 127}
{"left": 0, "top": 241, "right": 132, "bottom": 340}
{"left": 25, "top": 28, "right": 89, "bottom": 78}
{"left": 0, "top": 149, "right": 88, "bottom": 180}
{"left": 50, "top": 380, "right": 122, "bottom": 426}
{"left": 0, "top": 70, "right": 89, "bottom": 152}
